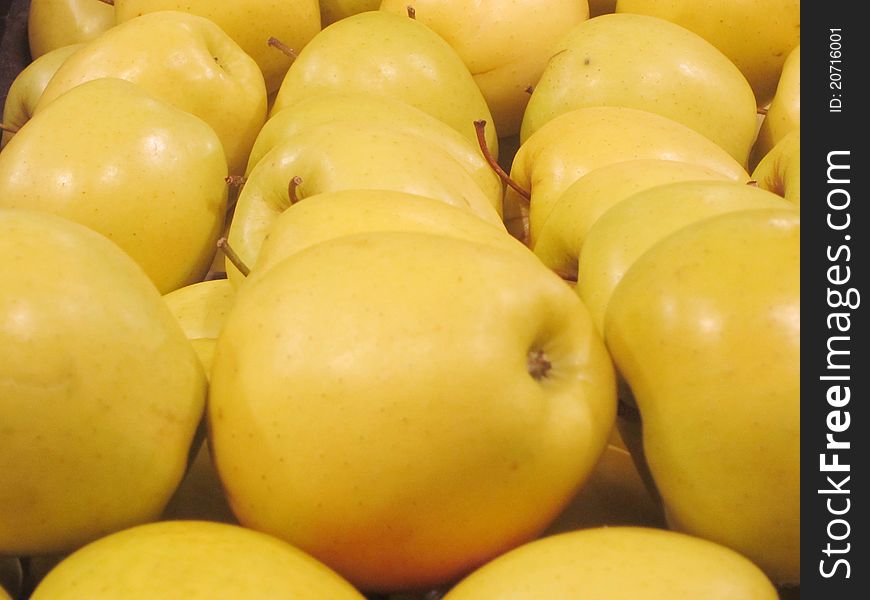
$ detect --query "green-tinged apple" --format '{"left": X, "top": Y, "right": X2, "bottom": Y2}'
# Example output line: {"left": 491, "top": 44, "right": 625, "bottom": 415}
{"left": 29, "top": 521, "right": 365, "bottom": 599}
{"left": 0, "top": 78, "right": 228, "bottom": 294}
{"left": 751, "top": 45, "right": 800, "bottom": 169}
{"left": 271, "top": 10, "right": 498, "bottom": 157}
{"left": 27, "top": 0, "right": 114, "bottom": 59}
{"left": 320, "top": 0, "right": 378, "bottom": 26}
{"left": 443, "top": 527, "right": 779, "bottom": 599}
{"left": 248, "top": 93, "right": 501, "bottom": 202}
{"left": 34, "top": 11, "right": 267, "bottom": 175}
{"left": 533, "top": 159, "right": 734, "bottom": 279}
{"left": 605, "top": 209, "right": 800, "bottom": 584}
{"left": 380, "top": 0, "right": 589, "bottom": 137}
{"left": 250, "top": 190, "right": 528, "bottom": 283}
{"left": 576, "top": 181, "right": 795, "bottom": 332}
{"left": 0, "top": 209, "right": 205, "bottom": 556}
{"left": 1, "top": 43, "right": 82, "bottom": 149}
{"left": 209, "top": 232, "right": 616, "bottom": 591}
{"left": 616, "top": 0, "right": 800, "bottom": 106}
{"left": 226, "top": 123, "right": 504, "bottom": 285}
{"left": 752, "top": 129, "right": 800, "bottom": 206}
{"left": 504, "top": 106, "right": 748, "bottom": 245}
{"left": 112, "top": 0, "right": 321, "bottom": 93}
{"left": 522, "top": 13, "right": 756, "bottom": 165}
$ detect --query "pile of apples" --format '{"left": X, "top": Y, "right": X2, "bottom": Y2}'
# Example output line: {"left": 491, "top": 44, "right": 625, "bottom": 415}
{"left": 1, "top": 1, "right": 800, "bottom": 599}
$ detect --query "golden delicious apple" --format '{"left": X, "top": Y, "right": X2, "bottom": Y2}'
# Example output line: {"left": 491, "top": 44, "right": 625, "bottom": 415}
{"left": 616, "top": 0, "right": 800, "bottom": 106}
{"left": 0, "top": 209, "right": 206, "bottom": 556}
{"left": 1, "top": 43, "right": 82, "bottom": 149}
{"left": 505, "top": 106, "right": 748, "bottom": 245}
{"left": 605, "top": 209, "right": 800, "bottom": 584}
{"left": 113, "top": 0, "right": 321, "bottom": 93}
{"left": 27, "top": 0, "right": 114, "bottom": 59}
{"left": 29, "top": 521, "right": 365, "bottom": 599}
{"left": 577, "top": 181, "right": 796, "bottom": 332}
{"left": 752, "top": 129, "right": 800, "bottom": 206}
{"left": 380, "top": 0, "right": 589, "bottom": 137}
{"left": 751, "top": 45, "right": 800, "bottom": 169}
{"left": 443, "top": 527, "right": 779, "bottom": 599}
{"left": 209, "top": 232, "right": 616, "bottom": 591}
{"left": 533, "top": 159, "right": 734, "bottom": 279}
{"left": 320, "top": 0, "right": 379, "bottom": 25}
{"left": 271, "top": 10, "right": 498, "bottom": 157}
{"left": 34, "top": 11, "right": 267, "bottom": 175}
{"left": 522, "top": 13, "right": 757, "bottom": 165}
{"left": 0, "top": 78, "right": 228, "bottom": 294}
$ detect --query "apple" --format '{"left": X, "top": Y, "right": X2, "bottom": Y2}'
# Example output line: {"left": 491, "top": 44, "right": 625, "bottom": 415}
{"left": 521, "top": 13, "right": 757, "bottom": 166}
{"left": 270, "top": 10, "right": 498, "bottom": 157}
{"left": 443, "top": 527, "right": 779, "bottom": 599}
{"left": 751, "top": 45, "right": 800, "bottom": 169}
{"left": 0, "top": 208, "right": 206, "bottom": 556}
{"left": 209, "top": 232, "right": 616, "bottom": 591}
{"left": 615, "top": 0, "right": 800, "bottom": 106}
{"left": 27, "top": 0, "right": 114, "bottom": 59}
{"left": 379, "top": 0, "right": 589, "bottom": 137}
{"left": 751, "top": 129, "right": 800, "bottom": 206}
{"left": 34, "top": 11, "right": 268, "bottom": 175}
{"left": 112, "top": 0, "right": 321, "bottom": 93}
{"left": 605, "top": 208, "right": 800, "bottom": 584}
{"left": 0, "top": 78, "right": 228, "bottom": 294}
{"left": 29, "top": 521, "right": 365, "bottom": 599}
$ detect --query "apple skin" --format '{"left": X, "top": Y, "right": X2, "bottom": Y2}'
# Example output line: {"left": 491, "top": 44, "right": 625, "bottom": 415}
{"left": 209, "top": 232, "right": 616, "bottom": 592}
{"left": 27, "top": 0, "right": 114, "bottom": 59}
{"left": 34, "top": 10, "right": 268, "bottom": 176}
{"left": 605, "top": 209, "right": 800, "bottom": 585}
{"left": 521, "top": 13, "right": 757, "bottom": 166}
{"left": 0, "top": 78, "right": 228, "bottom": 295}
{"left": 0, "top": 209, "right": 206, "bottom": 556}
{"left": 751, "top": 45, "right": 800, "bottom": 169}
{"left": 751, "top": 129, "right": 800, "bottom": 206}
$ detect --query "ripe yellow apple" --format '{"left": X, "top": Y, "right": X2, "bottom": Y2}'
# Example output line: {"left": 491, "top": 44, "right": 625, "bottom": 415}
{"left": 271, "top": 11, "right": 498, "bottom": 157}
{"left": 209, "top": 232, "right": 616, "bottom": 591}
{"left": 29, "top": 521, "right": 365, "bottom": 599}
{"left": 113, "top": 0, "right": 321, "bottom": 93}
{"left": 752, "top": 129, "right": 800, "bottom": 206}
{"left": 505, "top": 106, "right": 748, "bottom": 245}
{"left": 443, "top": 527, "right": 779, "bottom": 599}
{"left": 0, "top": 209, "right": 206, "bottom": 556}
{"left": 605, "top": 209, "right": 800, "bottom": 584}
{"left": 751, "top": 45, "right": 800, "bottom": 168}
{"left": 27, "top": 0, "right": 114, "bottom": 59}
{"left": 380, "top": 0, "right": 589, "bottom": 137}
{"left": 0, "top": 78, "right": 228, "bottom": 294}
{"left": 522, "top": 13, "right": 757, "bottom": 165}
{"left": 576, "top": 180, "right": 795, "bottom": 332}
{"left": 533, "top": 159, "right": 733, "bottom": 279}
{"left": 616, "top": 0, "right": 800, "bottom": 106}
{"left": 34, "top": 11, "right": 268, "bottom": 175}
{"left": 1, "top": 43, "right": 82, "bottom": 149}
{"left": 320, "top": 0, "right": 378, "bottom": 25}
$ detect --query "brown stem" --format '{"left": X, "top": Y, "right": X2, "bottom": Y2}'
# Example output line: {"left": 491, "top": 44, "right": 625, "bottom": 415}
{"left": 407, "top": 5, "right": 416, "bottom": 19}
{"left": 473, "top": 120, "right": 530, "bottom": 203}
{"left": 225, "top": 175, "right": 246, "bottom": 212}
{"left": 267, "top": 37, "right": 298, "bottom": 59}
{"left": 524, "top": 85, "right": 534, "bottom": 95}
{"left": 288, "top": 176, "right": 303, "bottom": 205}
{"left": 526, "top": 349, "right": 552, "bottom": 381}
{"left": 746, "top": 180, "right": 759, "bottom": 187}
{"left": 225, "top": 175, "right": 246, "bottom": 189}
{"left": 0, "top": 122, "right": 19, "bottom": 134}
{"left": 95, "top": 0, "right": 114, "bottom": 5}
{"left": 217, "top": 237, "right": 250, "bottom": 277}
{"left": 757, "top": 106, "right": 769, "bottom": 116}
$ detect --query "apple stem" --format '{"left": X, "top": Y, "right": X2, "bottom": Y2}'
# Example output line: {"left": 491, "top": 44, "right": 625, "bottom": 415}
{"left": 757, "top": 106, "right": 768, "bottom": 116}
{"left": 746, "top": 180, "right": 759, "bottom": 187}
{"left": 225, "top": 175, "right": 246, "bottom": 212}
{"left": 473, "top": 120, "right": 530, "bottom": 203}
{"left": 0, "top": 122, "right": 19, "bottom": 134}
{"left": 217, "top": 237, "right": 250, "bottom": 277}
{"left": 288, "top": 176, "right": 304, "bottom": 205}
{"left": 407, "top": 5, "right": 416, "bottom": 19}
{"left": 553, "top": 267, "right": 578, "bottom": 284}
{"left": 524, "top": 85, "right": 534, "bottom": 95}
{"left": 95, "top": 0, "right": 114, "bottom": 5}
{"left": 267, "top": 37, "right": 298, "bottom": 59}
{"left": 526, "top": 349, "right": 552, "bottom": 381}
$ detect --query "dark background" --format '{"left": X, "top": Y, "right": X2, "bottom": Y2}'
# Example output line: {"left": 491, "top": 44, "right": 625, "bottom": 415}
{"left": 1, "top": 0, "right": 32, "bottom": 111}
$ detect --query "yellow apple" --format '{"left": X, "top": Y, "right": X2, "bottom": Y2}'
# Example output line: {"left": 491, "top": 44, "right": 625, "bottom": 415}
{"left": 209, "top": 232, "right": 616, "bottom": 591}
{"left": 0, "top": 78, "right": 228, "bottom": 294}
{"left": 751, "top": 45, "right": 800, "bottom": 168}
{"left": 0, "top": 209, "right": 205, "bottom": 556}
{"left": 27, "top": 0, "right": 114, "bottom": 59}
{"left": 605, "top": 208, "right": 800, "bottom": 584}
{"left": 320, "top": 0, "right": 379, "bottom": 25}
{"left": 271, "top": 10, "right": 498, "bottom": 157}
{"left": 522, "top": 13, "right": 757, "bottom": 166}
{"left": 616, "top": 0, "right": 800, "bottom": 106}
{"left": 533, "top": 159, "right": 734, "bottom": 279}
{"left": 443, "top": 527, "right": 779, "bottom": 599}
{"left": 380, "top": 0, "right": 589, "bottom": 137}
{"left": 29, "top": 521, "right": 365, "bottom": 599}
{"left": 752, "top": 129, "right": 800, "bottom": 206}
{"left": 113, "top": 0, "right": 321, "bottom": 93}
{"left": 34, "top": 11, "right": 267, "bottom": 175}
